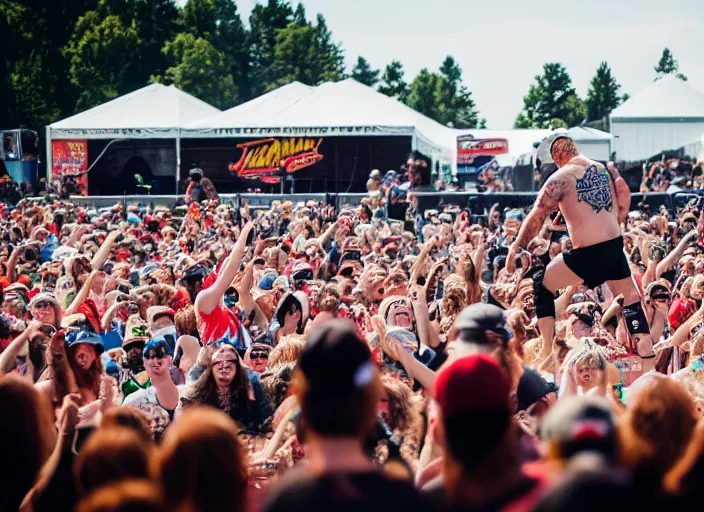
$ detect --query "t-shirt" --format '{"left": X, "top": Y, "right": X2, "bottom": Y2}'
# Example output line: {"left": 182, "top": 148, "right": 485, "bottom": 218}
{"left": 668, "top": 297, "right": 696, "bottom": 331}
{"left": 198, "top": 304, "right": 251, "bottom": 351}
{"left": 262, "top": 469, "right": 437, "bottom": 512}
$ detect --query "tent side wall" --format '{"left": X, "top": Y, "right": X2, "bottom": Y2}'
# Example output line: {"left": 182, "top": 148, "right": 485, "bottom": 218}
{"left": 574, "top": 140, "right": 611, "bottom": 162}
{"left": 611, "top": 118, "right": 704, "bottom": 161}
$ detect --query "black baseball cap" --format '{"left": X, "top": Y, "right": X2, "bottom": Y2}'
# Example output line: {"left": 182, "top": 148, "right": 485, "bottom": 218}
{"left": 455, "top": 304, "right": 511, "bottom": 343}
{"left": 299, "top": 319, "right": 375, "bottom": 398}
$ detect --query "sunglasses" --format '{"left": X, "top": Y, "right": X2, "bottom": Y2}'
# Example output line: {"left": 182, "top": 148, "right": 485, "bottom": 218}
{"left": 213, "top": 358, "right": 237, "bottom": 368}
{"left": 250, "top": 350, "right": 270, "bottom": 360}
{"left": 143, "top": 339, "right": 170, "bottom": 360}
{"left": 34, "top": 300, "right": 52, "bottom": 309}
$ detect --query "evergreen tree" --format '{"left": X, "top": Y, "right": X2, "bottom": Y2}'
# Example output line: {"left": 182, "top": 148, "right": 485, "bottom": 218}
{"left": 377, "top": 60, "right": 409, "bottom": 102}
{"left": 654, "top": 47, "right": 687, "bottom": 81}
{"left": 310, "top": 14, "right": 346, "bottom": 83}
{"left": 585, "top": 61, "right": 622, "bottom": 122}
{"left": 514, "top": 63, "right": 586, "bottom": 128}
{"left": 407, "top": 69, "right": 440, "bottom": 120}
{"left": 248, "top": 0, "right": 294, "bottom": 96}
{"left": 351, "top": 57, "right": 380, "bottom": 87}
{"left": 435, "top": 55, "right": 480, "bottom": 128}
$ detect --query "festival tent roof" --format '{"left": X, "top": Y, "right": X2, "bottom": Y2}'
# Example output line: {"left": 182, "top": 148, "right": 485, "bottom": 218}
{"left": 48, "top": 83, "right": 221, "bottom": 139}
{"left": 610, "top": 75, "right": 704, "bottom": 120}
{"left": 184, "top": 78, "right": 457, "bottom": 161}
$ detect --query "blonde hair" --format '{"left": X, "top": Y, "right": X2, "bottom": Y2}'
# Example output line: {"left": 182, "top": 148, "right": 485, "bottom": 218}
{"left": 268, "top": 335, "right": 306, "bottom": 367}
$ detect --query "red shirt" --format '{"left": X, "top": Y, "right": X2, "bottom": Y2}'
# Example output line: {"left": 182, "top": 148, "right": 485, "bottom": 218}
{"left": 198, "top": 305, "right": 248, "bottom": 349}
{"left": 668, "top": 297, "right": 696, "bottom": 331}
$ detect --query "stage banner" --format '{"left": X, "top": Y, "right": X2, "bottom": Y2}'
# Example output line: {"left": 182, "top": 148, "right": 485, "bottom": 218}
{"left": 228, "top": 137, "right": 324, "bottom": 182}
{"left": 52, "top": 139, "right": 88, "bottom": 195}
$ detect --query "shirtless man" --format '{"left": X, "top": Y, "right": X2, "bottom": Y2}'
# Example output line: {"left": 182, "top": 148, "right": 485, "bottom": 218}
{"left": 506, "top": 133, "right": 655, "bottom": 373}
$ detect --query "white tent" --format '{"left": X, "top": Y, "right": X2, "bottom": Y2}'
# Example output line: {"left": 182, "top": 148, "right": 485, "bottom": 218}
{"left": 567, "top": 126, "right": 613, "bottom": 161}
{"left": 46, "top": 83, "right": 221, "bottom": 182}
{"left": 610, "top": 75, "right": 704, "bottom": 161}
{"left": 185, "top": 78, "right": 457, "bottom": 168}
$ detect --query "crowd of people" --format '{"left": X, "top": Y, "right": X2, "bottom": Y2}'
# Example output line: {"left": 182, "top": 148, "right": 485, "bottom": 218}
{"left": 3, "top": 135, "right": 704, "bottom": 512}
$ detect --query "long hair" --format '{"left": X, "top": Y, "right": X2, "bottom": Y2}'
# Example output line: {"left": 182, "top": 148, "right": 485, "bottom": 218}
{"left": 259, "top": 361, "right": 297, "bottom": 412}
{"left": 68, "top": 344, "right": 103, "bottom": 400}
{"left": 182, "top": 357, "right": 256, "bottom": 429}
{"left": 153, "top": 407, "right": 248, "bottom": 512}
{"left": 0, "top": 375, "right": 56, "bottom": 511}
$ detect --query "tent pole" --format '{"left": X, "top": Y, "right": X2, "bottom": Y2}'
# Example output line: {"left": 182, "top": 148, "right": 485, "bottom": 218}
{"left": 334, "top": 139, "right": 340, "bottom": 195}
{"left": 175, "top": 130, "right": 181, "bottom": 195}
{"left": 45, "top": 127, "right": 52, "bottom": 184}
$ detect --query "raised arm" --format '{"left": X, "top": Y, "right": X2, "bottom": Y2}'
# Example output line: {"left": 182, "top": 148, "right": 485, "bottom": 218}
{"left": 656, "top": 230, "right": 696, "bottom": 278}
{"left": 507, "top": 172, "right": 569, "bottom": 272}
{"left": 195, "top": 221, "right": 254, "bottom": 316}
{"left": 606, "top": 162, "right": 631, "bottom": 225}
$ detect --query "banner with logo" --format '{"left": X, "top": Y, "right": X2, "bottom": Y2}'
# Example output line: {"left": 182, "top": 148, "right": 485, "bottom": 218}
{"left": 52, "top": 139, "right": 88, "bottom": 195}
{"left": 228, "top": 137, "right": 324, "bottom": 181}
{"left": 457, "top": 137, "right": 509, "bottom": 165}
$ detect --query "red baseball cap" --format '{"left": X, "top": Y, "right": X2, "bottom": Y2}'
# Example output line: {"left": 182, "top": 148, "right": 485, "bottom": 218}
{"left": 433, "top": 355, "right": 511, "bottom": 418}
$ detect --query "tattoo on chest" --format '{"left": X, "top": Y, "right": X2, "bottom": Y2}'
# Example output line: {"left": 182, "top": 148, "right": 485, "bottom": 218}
{"left": 576, "top": 165, "right": 613, "bottom": 213}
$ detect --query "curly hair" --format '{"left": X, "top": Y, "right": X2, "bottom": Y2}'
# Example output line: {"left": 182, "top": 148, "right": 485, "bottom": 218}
{"left": 259, "top": 362, "right": 296, "bottom": 412}
{"left": 268, "top": 335, "right": 305, "bottom": 367}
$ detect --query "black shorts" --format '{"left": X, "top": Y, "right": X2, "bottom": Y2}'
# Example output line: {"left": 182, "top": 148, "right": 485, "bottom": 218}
{"left": 562, "top": 236, "right": 631, "bottom": 289}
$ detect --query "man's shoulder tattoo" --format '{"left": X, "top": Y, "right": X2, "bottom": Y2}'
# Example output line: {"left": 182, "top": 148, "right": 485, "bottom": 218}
{"left": 575, "top": 165, "right": 613, "bottom": 214}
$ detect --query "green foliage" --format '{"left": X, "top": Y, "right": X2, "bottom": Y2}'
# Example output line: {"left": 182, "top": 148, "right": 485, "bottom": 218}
{"left": 155, "top": 33, "right": 237, "bottom": 109}
{"left": 407, "top": 69, "right": 440, "bottom": 120}
{"left": 514, "top": 63, "right": 586, "bottom": 128}
{"left": 64, "top": 11, "right": 141, "bottom": 110}
{"left": 377, "top": 60, "right": 409, "bottom": 102}
{"left": 406, "top": 56, "right": 481, "bottom": 128}
{"left": 586, "top": 62, "right": 622, "bottom": 121}
{"left": 248, "top": 0, "right": 294, "bottom": 97}
{"left": 267, "top": 11, "right": 345, "bottom": 89}
{"left": 351, "top": 57, "right": 380, "bottom": 87}
{"left": 654, "top": 48, "right": 687, "bottom": 81}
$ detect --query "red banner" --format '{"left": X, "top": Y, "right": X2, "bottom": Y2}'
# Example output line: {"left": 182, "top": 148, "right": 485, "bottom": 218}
{"left": 228, "top": 137, "right": 324, "bottom": 179}
{"left": 52, "top": 140, "right": 88, "bottom": 195}
{"left": 457, "top": 137, "right": 508, "bottom": 164}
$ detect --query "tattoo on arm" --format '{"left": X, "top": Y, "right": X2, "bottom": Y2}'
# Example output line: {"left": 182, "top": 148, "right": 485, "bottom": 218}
{"left": 514, "top": 177, "right": 568, "bottom": 248}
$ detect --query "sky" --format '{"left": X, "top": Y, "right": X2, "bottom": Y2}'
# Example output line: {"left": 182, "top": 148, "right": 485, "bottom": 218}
{"left": 176, "top": 0, "right": 704, "bottom": 129}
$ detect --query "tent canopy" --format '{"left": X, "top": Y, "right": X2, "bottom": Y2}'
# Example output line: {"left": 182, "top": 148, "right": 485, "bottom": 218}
{"left": 184, "top": 78, "right": 457, "bottom": 162}
{"left": 49, "top": 83, "right": 221, "bottom": 139}
{"left": 610, "top": 75, "right": 704, "bottom": 120}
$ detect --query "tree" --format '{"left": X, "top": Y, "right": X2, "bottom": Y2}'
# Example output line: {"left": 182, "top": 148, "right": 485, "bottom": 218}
{"left": 654, "top": 48, "right": 687, "bottom": 81}
{"left": 407, "top": 69, "right": 440, "bottom": 120}
{"left": 268, "top": 21, "right": 316, "bottom": 89}
{"left": 310, "top": 14, "right": 345, "bottom": 83}
{"left": 107, "top": 0, "right": 180, "bottom": 94}
{"left": 351, "top": 57, "right": 380, "bottom": 87}
{"left": 435, "top": 55, "right": 480, "bottom": 128}
{"left": 248, "top": 0, "right": 294, "bottom": 96}
{"left": 377, "top": 60, "right": 409, "bottom": 102}
{"left": 585, "top": 61, "right": 622, "bottom": 122}
{"left": 179, "top": 0, "right": 250, "bottom": 100}
{"left": 65, "top": 11, "right": 140, "bottom": 110}
{"left": 514, "top": 63, "right": 587, "bottom": 128}
{"left": 155, "top": 33, "right": 237, "bottom": 109}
